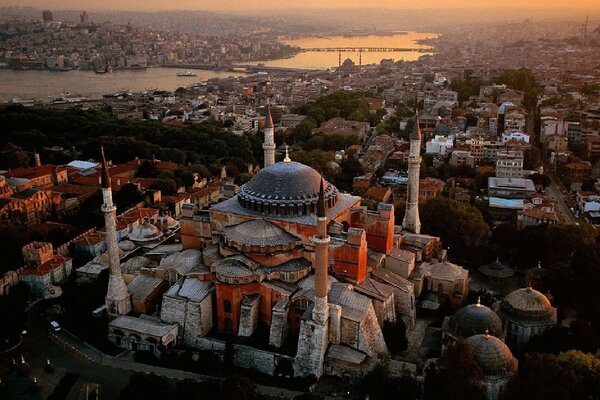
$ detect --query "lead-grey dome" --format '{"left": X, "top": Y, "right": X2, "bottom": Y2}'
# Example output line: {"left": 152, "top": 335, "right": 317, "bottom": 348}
{"left": 237, "top": 161, "right": 338, "bottom": 217}
{"left": 500, "top": 287, "right": 555, "bottom": 323}
{"left": 449, "top": 302, "right": 503, "bottom": 338}
{"left": 466, "top": 334, "right": 517, "bottom": 376}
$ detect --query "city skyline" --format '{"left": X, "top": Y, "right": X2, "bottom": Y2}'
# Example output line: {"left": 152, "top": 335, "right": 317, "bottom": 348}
{"left": 2, "top": 0, "right": 600, "bottom": 12}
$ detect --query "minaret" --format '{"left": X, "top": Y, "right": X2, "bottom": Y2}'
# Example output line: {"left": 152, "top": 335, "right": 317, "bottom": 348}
{"left": 295, "top": 176, "right": 331, "bottom": 378}
{"left": 312, "top": 178, "right": 330, "bottom": 325}
{"left": 402, "top": 111, "right": 422, "bottom": 234}
{"left": 101, "top": 147, "right": 131, "bottom": 318}
{"left": 263, "top": 105, "right": 276, "bottom": 168}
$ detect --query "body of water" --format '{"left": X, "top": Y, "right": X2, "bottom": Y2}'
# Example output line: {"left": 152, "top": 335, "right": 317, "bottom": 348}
{"left": 0, "top": 32, "right": 437, "bottom": 101}
{"left": 0, "top": 68, "right": 241, "bottom": 102}
{"left": 258, "top": 31, "right": 437, "bottom": 69}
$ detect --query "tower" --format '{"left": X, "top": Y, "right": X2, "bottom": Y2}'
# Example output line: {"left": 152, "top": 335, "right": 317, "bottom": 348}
{"left": 101, "top": 147, "right": 131, "bottom": 318}
{"left": 402, "top": 111, "right": 422, "bottom": 234}
{"left": 312, "top": 178, "right": 330, "bottom": 325}
{"left": 263, "top": 105, "right": 276, "bottom": 168}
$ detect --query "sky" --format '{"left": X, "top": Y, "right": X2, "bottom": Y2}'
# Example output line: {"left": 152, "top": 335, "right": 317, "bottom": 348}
{"left": 2, "top": 0, "right": 600, "bottom": 12}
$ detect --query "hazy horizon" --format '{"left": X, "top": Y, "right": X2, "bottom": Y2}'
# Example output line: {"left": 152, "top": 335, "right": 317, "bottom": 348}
{"left": 2, "top": 0, "right": 600, "bottom": 12}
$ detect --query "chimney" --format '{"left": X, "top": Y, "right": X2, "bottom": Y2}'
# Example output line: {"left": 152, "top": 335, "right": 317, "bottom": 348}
{"left": 34, "top": 152, "right": 41, "bottom": 167}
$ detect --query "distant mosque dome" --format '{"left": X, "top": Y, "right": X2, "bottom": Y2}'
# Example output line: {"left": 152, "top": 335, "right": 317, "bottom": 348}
{"left": 236, "top": 161, "right": 339, "bottom": 217}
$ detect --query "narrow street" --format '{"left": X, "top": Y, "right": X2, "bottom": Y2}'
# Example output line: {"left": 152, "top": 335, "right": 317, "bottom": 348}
{"left": 546, "top": 175, "right": 576, "bottom": 224}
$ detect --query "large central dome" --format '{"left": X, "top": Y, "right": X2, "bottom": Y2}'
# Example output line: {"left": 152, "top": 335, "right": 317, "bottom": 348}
{"left": 237, "top": 161, "right": 339, "bottom": 217}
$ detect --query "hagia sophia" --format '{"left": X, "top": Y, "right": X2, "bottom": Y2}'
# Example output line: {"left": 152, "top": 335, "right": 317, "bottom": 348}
{"left": 89, "top": 108, "right": 557, "bottom": 398}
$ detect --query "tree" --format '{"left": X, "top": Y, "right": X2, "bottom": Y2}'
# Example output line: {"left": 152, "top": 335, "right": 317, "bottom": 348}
{"left": 336, "top": 158, "right": 364, "bottom": 191}
{"left": 507, "top": 353, "right": 600, "bottom": 400}
{"left": 529, "top": 173, "right": 551, "bottom": 188}
{"left": 523, "top": 147, "right": 541, "bottom": 170}
{"left": 425, "top": 340, "right": 485, "bottom": 400}
{"left": 290, "top": 150, "right": 335, "bottom": 173}
{"left": 420, "top": 197, "right": 490, "bottom": 263}
{"left": 149, "top": 178, "right": 178, "bottom": 195}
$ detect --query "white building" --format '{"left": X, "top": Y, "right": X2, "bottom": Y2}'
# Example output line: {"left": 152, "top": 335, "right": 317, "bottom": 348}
{"left": 501, "top": 131, "right": 530, "bottom": 144}
{"left": 426, "top": 135, "right": 454, "bottom": 156}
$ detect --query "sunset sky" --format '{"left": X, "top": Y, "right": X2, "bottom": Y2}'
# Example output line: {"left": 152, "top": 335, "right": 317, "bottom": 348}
{"left": 2, "top": 0, "right": 600, "bottom": 11}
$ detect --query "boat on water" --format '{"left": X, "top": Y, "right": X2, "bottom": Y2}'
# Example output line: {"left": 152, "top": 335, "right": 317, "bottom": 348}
{"left": 176, "top": 71, "right": 197, "bottom": 77}
{"left": 95, "top": 65, "right": 113, "bottom": 74}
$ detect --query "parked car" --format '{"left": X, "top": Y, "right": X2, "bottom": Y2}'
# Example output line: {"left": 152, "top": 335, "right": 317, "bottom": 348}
{"left": 49, "top": 320, "right": 61, "bottom": 332}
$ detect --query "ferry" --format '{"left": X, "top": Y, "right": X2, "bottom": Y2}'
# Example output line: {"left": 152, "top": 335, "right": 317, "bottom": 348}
{"left": 176, "top": 71, "right": 197, "bottom": 77}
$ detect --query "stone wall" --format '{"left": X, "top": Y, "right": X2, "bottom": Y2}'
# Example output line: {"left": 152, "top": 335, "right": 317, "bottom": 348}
{"left": 269, "top": 301, "right": 289, "bottom": 348}
{"left": 295, "top": 317, "right": 329, "bottom": 378}
{"left": 238, "top": 295, "right": 260, "bottom": 337}
{"left": 357, "top": 306, "right": 389, "bottom": 356}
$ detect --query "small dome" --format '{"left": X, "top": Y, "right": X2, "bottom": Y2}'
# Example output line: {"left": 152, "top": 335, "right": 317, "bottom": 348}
{"left": 152, "top": 215, "right": 179, "bottom": 230}
{"left": 431, "top": 261, "right": 464, "bottom": 280}
{"left": 97, "top": 248, "right": 125, "bottom": 266}
{"left": 121, "top": 256, "right": 151, "bottom": 274}
{"left": 118, "top": 240, "right": 136, "bottom": 252}
{"left": 450, "top": 301, "right": 503, "bottom": 338}
{"left": 500, "top": 287, "right": 555, "bottom": 323}
{"left": 466, "top": 334, "right": 517, "bottom": 376}
{"left": 128, "top": 220, "right": 164, "bottom": 243}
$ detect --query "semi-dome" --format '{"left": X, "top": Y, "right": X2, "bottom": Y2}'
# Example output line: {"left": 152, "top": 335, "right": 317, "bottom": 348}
{"left": 223, "top": 219, "right": 301, "bottom": 249}
{"left": 500, "top": 287, "right": 555, "bottom": 323}
{"left": 466, "top": 334, "right": 517, "bottom": 376}
{"left": 128, "top": 220, "right": 164, "bottom": 243}
{"left": 450, "top": 300, "right": 503, "bottom": 338}
{"left": 237, "top": 161, "right": 339, "bottom": 217}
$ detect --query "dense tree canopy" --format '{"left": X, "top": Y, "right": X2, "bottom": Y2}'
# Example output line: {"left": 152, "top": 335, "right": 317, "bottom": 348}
{"left": 0, "top": 106, "right": 260, "bottom": 168}
{"left": 420, "top": 197, "right": 490, "bottom": 262}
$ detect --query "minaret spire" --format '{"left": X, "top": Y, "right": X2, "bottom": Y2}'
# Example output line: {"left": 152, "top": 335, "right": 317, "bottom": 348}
{"left": 262, "top": 104, "right": 276, "bottom": 168}
{"left": 101, "top": 147, "right": 131, "bottom": 318}
{"left": 100, "top": 146, "right": 111, "bottom": 189}
{"left": 402, "top": 111, "right": 422, "bottom": 234}
{"left": 313, "top": 175, "right": 329, "bottom": 324}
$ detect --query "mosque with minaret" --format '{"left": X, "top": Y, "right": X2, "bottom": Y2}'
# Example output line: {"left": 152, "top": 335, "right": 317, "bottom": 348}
{"left": 103, "top": 109, "right": 473, "bottom": 378}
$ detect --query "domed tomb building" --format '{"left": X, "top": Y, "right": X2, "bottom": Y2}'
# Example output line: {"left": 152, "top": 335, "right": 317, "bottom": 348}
{"left": 465, "top": 333, "right": 518, "bottom": 400}
{"left": 442, "top": 298, "right": 504, "bottom": 348}
{"left": 496, "top": 286, "right": 557, "bottom": 350}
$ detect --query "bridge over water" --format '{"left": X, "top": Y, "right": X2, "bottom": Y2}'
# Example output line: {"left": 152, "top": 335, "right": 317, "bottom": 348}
{"left": 301, "top": 47, "right": 433, "bottom": 53}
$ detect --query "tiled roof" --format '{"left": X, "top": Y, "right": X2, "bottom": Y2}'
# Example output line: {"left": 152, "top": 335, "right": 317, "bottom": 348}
{"left": 128, "top": 274, "right": 165, "bottom": 300}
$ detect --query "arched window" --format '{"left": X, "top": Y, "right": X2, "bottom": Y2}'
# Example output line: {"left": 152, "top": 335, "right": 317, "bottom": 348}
{"left": 223, "top": 299, "right": 232, "bottom": 313}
